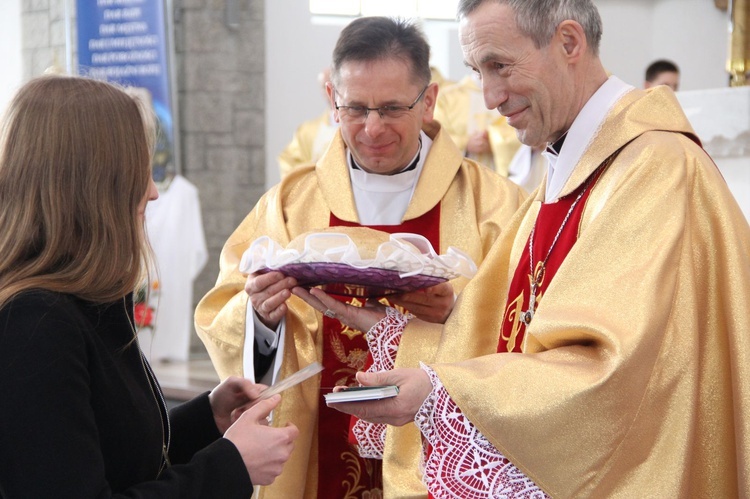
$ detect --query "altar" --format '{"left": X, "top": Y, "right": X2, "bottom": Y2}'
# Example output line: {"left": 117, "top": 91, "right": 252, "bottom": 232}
{"left": 677, "top": 85, "right": 750, "bottom": 221}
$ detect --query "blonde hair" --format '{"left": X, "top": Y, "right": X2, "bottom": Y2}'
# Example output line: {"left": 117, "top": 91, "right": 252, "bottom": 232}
{"left": 0, "top": 75, "right": 156, "bottom": 309}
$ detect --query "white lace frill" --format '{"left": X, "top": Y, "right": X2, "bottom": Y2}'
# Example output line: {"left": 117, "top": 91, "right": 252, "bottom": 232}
{"left": 416, "top": 364, "right": 547, "bottom": 499}
{"left": 352, "top": 307, "right": 412, "bottom": 459}
{"left": 239, "top": 232, "right": 477, "bottom": 280}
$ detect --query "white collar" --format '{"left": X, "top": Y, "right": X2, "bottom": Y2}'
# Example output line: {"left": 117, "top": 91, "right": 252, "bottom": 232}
{"left": 544, "top": 76, "right": 634, "bottom": 201}
{"left": 346, "top": 131, "right": 433, "bottom": 224}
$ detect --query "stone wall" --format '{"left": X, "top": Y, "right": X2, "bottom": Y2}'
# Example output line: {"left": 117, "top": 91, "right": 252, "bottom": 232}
{"left": 21, "top": 0, "right": 70, "bottom": 78}
{"left": 20, "top": 0, "right": 267, "bottom": 355}
{"left": 174, "top": 0, "right": 266, "bottom": 304}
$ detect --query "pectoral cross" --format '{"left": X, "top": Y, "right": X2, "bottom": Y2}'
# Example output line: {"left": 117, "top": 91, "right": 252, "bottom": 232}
{"left": 521, "top": 262, "right": 545, "bottom": 326}
{"left": 520, "top": 169, "right": 595, "bottom": 328}
{"left": 521, "top": 281, "right": 537, "bottom": 326}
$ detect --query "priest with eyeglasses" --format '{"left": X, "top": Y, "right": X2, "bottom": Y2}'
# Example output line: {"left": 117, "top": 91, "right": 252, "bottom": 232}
{"left": 194, "top": 15, "right": 526, "bottom": 499}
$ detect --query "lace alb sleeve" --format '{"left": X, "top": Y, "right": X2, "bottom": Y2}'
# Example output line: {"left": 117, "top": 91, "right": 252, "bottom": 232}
{"left": 352, "top": 307, "right": 412, "bottom": 459}
{"left": 415, "top": 363, "right": 547, "bottom": 498}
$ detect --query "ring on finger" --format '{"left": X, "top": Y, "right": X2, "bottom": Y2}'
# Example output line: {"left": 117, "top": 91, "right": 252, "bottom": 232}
{"left": 323, "top": 309, "right": 336, "bottom": 319}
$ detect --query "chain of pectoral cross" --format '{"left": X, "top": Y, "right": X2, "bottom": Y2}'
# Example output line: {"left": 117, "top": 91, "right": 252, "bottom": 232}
{"left": 521, "top": 176, "right": 595, "bottom": 326}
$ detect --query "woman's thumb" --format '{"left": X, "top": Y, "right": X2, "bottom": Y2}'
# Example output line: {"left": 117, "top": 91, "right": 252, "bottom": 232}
{"left": 246, "top": 394, "right": 280, "bottom": 422}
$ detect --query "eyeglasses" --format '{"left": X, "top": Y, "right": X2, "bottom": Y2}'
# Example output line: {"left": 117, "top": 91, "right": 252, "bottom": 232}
{"left": 334, "top": 85, "right": 429, "bottom": 123}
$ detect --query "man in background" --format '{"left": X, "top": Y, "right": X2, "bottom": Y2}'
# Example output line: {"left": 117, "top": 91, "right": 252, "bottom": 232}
{"left": 644, "top": 58, "right": 680, "bottom": 91}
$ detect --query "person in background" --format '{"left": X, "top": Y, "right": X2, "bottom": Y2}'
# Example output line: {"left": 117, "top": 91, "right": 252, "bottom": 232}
{"left": 297, "top": 0, "right": 750, "bottom": 496}
{"left": 644, "top": 58, "right": 680, "bottom": 91}
{"left": 434, "top": 73, "right": 521, "bottom": 175}
{"left": 277, "top": 67, "right": 339, "bottom": 178}
{"left": 0, "top": 75, "right": 298, "bottom": 498}
{"left": 429, "top": 64, "right": 455, "bottom": 89}
{"left": 195, "top": 16, "right": 526, "bottom": 499}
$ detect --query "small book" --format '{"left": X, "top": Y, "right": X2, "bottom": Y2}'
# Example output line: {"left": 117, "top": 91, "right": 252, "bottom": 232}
{"left": 324, "top": 385, "right": 399, "bottom": 404}
{"left": 257, "top": 361, "right": 323, "bottom": 400}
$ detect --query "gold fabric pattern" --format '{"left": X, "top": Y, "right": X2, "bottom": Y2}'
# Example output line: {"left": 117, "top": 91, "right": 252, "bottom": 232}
{"left": 340, "top": 450, "right": 383, "bottom": 499}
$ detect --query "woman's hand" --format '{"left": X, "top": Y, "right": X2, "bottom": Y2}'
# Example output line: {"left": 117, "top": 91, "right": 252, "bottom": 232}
{"left": 208, "top": 376, "right": 268, "bottom": 434}
{"left": 224, "top": 395, "right": 299, "bottom": 486}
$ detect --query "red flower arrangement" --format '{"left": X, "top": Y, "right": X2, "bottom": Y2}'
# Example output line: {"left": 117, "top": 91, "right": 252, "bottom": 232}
{"left": 134, "top": 279, "right": 159, "bottom": 330}
{"left": 134, "top": 302, "right": 154, "bottom": 328}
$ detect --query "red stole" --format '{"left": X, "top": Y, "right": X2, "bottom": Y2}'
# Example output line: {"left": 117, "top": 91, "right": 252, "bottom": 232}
{"left": 499, "top": 170, "right": 603, "bottom": 353}
{"left": 316, "top": 205, "right": 440, "bottom": 499}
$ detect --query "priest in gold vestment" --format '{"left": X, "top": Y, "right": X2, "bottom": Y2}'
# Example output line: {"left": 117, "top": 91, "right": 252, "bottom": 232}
{"left": 194, "top": 16, "right": 526, "bottom": 499}
{"left": 433, "top": 74, "right": 521, "bottom": 177}
{"left": 277, "top": 67, "right": 339, "bottom": 178}
{"left": 277, "top": 110, "right": 338, "bottom": 179}
{"left": 297, "top": 1, "right": 750, "bottom": 497}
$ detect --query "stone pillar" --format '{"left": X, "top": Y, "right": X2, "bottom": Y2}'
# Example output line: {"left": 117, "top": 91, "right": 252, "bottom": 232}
{"left": 174, "top": 0, "right": 267, "bottom": 305}
{"left": 21, "top": 0, "right": 71, "bottom": 77}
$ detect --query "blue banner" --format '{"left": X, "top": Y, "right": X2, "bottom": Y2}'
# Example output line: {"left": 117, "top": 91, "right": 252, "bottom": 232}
{"left": 77, "top": 0, "right": 175, "bottom": 181}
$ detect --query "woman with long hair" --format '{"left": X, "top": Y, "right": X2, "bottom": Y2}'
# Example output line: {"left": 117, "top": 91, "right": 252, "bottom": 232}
{"left": 0, "top": 75, "right": 298, "bottom": 497}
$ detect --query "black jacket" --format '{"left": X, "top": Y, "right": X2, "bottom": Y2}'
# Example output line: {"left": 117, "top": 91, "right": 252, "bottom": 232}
{"left": 0, "top": 290, "right": 251, "bottom": 498}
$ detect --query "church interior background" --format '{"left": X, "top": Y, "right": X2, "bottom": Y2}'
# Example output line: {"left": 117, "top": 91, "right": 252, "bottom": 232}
{"left": 0, "top": 0, "right": 747, "bottom": 399}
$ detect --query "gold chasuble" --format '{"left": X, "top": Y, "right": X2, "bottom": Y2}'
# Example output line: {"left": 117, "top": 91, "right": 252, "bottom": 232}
{"left": 417, "top": 87, "right": 750, "bottom": 497}
{"left": 194, "top": 122, "right": 526, "bottom": 499}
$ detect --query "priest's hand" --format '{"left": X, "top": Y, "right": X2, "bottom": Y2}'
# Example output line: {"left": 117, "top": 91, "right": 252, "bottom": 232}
{"left": 328, "top": 369, "right": 432, "bottom": 426}
{"left": 246, "top": 271, "right": 297, "bottom": 329}
{"left": 389, "top": 281, "right": 455, "bottom": 324}
{"left": 292, "top": 286, "right": 387, "bottom": 332}
{"left": 466, "top": 130, "right": 491, "bottom": 155}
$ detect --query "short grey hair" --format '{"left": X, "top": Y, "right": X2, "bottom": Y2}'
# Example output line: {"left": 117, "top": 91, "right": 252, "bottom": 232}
{"left": 457, "top": 0, "right": 603, "bottom": 55}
